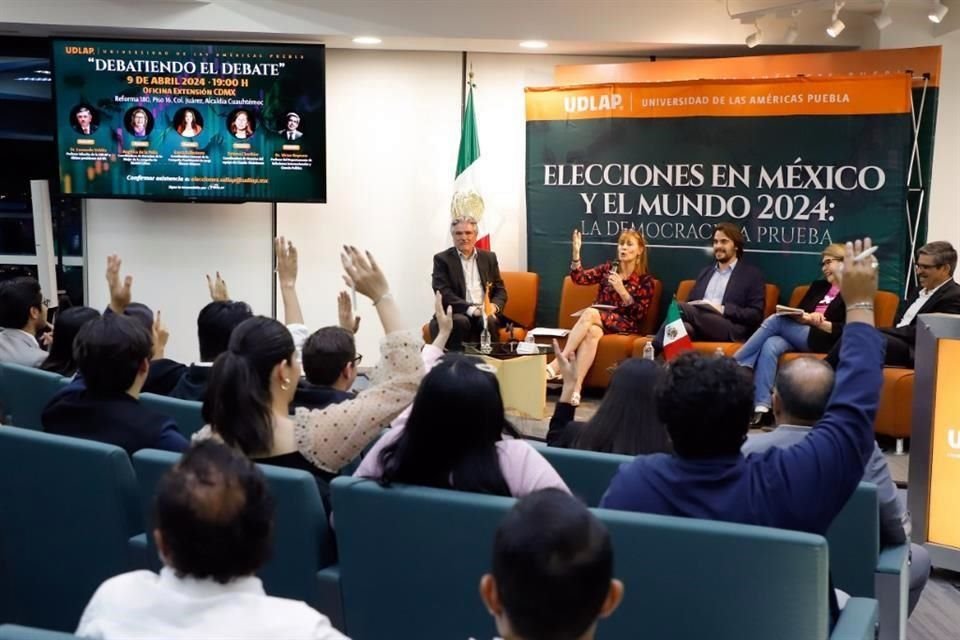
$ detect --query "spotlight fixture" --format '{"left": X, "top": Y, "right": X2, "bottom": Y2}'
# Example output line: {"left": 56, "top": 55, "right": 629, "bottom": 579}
{"left": 929, "top": 1, "right": 949, "bottom": 23}
{"left": 745, "top": 22, "right": 762, "bottom": 48}
{"left": 352, "top": 36, "right": 382, "bottom": 45}
{"left": 826, "top": 1, "right": 845, "bottom": 38}
{"left": 874, "top": 0, "right": 892, "bottom": 29}
{"left": 785, "top": 22, "right": 800, "bottom": 44}
{"left": 519, "top": 40, "right": 548, "bottom": 49}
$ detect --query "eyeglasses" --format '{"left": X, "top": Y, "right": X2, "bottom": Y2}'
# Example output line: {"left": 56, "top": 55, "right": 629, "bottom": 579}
{"left": 915, "top": 262, "right": 941, "bottom": 271}
{"left": 352, "top": 354, "right": 363, "bottom": 366}
{"left": 41, "top": 298, "right": 50, "bottom": 307}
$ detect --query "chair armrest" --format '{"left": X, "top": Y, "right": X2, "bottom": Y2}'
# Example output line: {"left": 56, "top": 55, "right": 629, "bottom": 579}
{"left": 316, "top": 565, "right": 344, "bottom": 632}
{"left": 830, "top": 597, "right": 879, "bottom": 640}
{"left": 876, "top": 544, "right": 908, "bottom": 575}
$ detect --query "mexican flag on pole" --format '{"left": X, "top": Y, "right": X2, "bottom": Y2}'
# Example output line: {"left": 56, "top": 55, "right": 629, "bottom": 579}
{"left": 451, "top": 73, "right": 497, "bottom": 250}
{"left": 662, "top": 299, "right": 693, "bottom": 360}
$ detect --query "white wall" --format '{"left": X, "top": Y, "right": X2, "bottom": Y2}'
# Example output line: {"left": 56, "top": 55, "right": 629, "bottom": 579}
{"left": 873, "top": 8, "right": 960, "bottom": 252}
{"left": 85, "top": 199, "right": 273, "bottom": 363}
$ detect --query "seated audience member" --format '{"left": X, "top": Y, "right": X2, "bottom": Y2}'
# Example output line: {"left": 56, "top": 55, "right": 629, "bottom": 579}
{"left": 602, "top": 239, "right": 882, "bottom": 620}
{"left": 543, "top": 228, "right": 656, "bottom": 406}
{"left": 429, "top": 216, "right": 508, "bottom": 351}
{"left": 40, "top": 306, "right": 101, "bottom": 376}
{"left": 294, "top": 327, "right": 359, "bottom": 410}
{"left": 735, "top": 243, "right": 846, "bottom": 427}
{"left": 826, "top": 240, "right": 960, "bottom": 369}
{"left": 42, "top": 313, "right": 188, "bottom": 455}
{"left": 742, "top": 357, "right": 930, "bottom": 614}
{"left": 355, "top": 353, "right": 569, "bottom": 498}
{"left": 478, "top": 489, "right": 623, "bottom": 640}
{"left": 548, "top": 344, "right": 671, "bottom": 455}
{"left": 75, "top": 441, "right": 345, "bottom": 640}
{"left": 0, "top": 276, "right": 49, "bottom": 367}
{"left": 653, "top": 222, "right": 766, "bottom": 350}
{"left": 603, "top": 241, "right": 880, "bottom": 529}
{"left": 198, "top": 246, "right": 424, "bottom": 502}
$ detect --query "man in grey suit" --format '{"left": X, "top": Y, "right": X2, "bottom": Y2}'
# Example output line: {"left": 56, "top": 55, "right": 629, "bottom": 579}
{"left": 0, "top": 277, "right": 49, "bottom": 367}
{"left": 742, "top": 356, "right": 930, "bottom": 614}
{"left": 429, "top": 216, "right": 507, "bottom": 351}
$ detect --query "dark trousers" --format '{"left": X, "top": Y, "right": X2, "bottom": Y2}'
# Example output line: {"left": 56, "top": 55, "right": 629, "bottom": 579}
{"left": 653, "top": 302, "right": 735, "bottom": 351}
{"left": 429, "top": 313, "right": 500, "bottom": 351}
{"left": 824, "top": 328, "right": 913, "bottom": 369}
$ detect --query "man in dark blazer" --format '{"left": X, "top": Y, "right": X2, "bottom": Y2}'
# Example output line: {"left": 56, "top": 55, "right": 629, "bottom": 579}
{"left": 826, "top": 241, "right": 960, "bottom": 368}
{"left": 430, "top": 216, "right": 507, "bottom": 351}
{"left": 654, "top": 222, "right": 766, "bottom": 349}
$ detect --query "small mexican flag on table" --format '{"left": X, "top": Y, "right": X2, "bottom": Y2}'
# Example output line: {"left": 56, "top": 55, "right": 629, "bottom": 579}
{"left": 662, "top": 299, "right": 693, "bottom": 361}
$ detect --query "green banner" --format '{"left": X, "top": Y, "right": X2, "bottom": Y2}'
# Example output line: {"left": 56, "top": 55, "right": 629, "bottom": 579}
{"left": 52, "top": 39, "right": 325, "bottom": 202}
{"left": 526, "top": 78, "right": 914, "bottom": 327}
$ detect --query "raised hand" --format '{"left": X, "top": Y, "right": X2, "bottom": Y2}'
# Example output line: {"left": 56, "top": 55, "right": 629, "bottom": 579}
{"left": 341, "top": 245, "right": 389, "bottom": 302}
{"left": 106, "top": 254, "right": 132, "bottom": 314}
{"left": 338, "top": 290, "right": 361, "bottom": 334}
{"left": 552, "top": 339, "right": 578, "bottom": 384}
{"left": 206, "top": 271, "right": 229, "bottom": 301}
{"left": 571, "top": 228, "right": 582, "bottom": 260}
{"left": 275, "top": 236, "right": 298, "bottom": 289}
{"left": 151, "top": 309, "right": 169, "bottom": 360}
{"left": 838, "top": 238, "right": 878, "bottom": 308}
{"left": 434, "top": 290, "right": 453, "bottom": 336}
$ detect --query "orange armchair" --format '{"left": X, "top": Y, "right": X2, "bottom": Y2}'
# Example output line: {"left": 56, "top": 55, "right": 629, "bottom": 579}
{"left": 421, "top": 271, "right": 540, "bottom": 344}
{"left": 557, "top": 276, "right": 662, "bottom": 389}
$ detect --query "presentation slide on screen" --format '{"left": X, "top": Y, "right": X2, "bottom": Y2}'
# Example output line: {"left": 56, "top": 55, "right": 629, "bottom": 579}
{"left": 52, "top": 39, "right": 326, "bottom": 202}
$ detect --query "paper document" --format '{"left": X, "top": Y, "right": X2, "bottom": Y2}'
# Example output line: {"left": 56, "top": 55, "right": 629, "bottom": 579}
{"left": 570, "top": 304, "right": 616, "bottom": 318}
{"left": 775, "top": 305, "right": 805, "bottom": 317}
{"left": 528, "top": 327, "right": 570, "bottom": 338}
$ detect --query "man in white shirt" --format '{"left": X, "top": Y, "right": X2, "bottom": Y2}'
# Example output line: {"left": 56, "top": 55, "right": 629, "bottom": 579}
{"left": 0, "top": 276, "right": 49, "bottom": 367}
{"left": 76, "top": 441, "right": 346, "bottom": 640}
{"left": 825, "top": 241, "right": 960, "bottom": 368}
{"left": 430, "top": 216, "right": 508, "bottom": 351}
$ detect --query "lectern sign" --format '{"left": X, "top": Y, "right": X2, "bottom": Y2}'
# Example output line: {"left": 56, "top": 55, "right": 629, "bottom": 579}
{"left": 929, "top": 339, "right": 960, "bottom": 549}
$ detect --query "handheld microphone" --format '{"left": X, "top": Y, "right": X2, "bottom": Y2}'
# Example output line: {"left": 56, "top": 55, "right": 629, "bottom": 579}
{"left": 611, "top": 259, "right": 620, "bottom": 272}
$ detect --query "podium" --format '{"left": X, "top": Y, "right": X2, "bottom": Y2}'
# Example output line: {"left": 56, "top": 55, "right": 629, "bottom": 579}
{"left": 908, "top": 313, "right": 960, "bottom": 571}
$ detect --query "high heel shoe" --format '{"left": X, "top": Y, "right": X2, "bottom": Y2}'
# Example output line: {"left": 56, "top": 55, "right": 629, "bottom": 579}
{"left": 570, "top": 391, "right": 581, "bottom": 407}
{"left": 545, "top": 363, "right": 562, "bottom": 381}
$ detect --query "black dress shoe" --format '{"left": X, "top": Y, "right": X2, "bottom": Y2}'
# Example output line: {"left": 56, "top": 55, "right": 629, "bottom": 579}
{"left": 750, "top": 410, "right": 774, "bottom": 428}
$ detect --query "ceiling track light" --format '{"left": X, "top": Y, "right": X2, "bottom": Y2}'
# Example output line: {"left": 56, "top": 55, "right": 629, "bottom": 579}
{"left": 826, "top": 0, "right": 845, "bottom": 38}
{"left": 785, "top": 22, "right": 800, "bottom": 44}
{"left": 929, "top": 1, "right": 949, "bottom": 24}
{"left": 745, "top": 21, "right": 762, "bottom": 48}
{"left": 874, "top": 0, "right": 892, "bottom": 30}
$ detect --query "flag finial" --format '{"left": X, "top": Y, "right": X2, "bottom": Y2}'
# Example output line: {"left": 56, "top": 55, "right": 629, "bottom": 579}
{"left": 468, "top": 63, "right": 475, "bottom": 88}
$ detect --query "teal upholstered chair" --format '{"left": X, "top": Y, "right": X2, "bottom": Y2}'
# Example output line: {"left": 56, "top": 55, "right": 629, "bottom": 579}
{"left": 0, "top": 625, "right": 77, "bottom": 640}
{"left": 532, "top": 444, "right": 632, "bottom": 506}
{"left": 0, "top": 428, "right": 142, "bottom": 631}
{"left": 0, "top": 362, "right": 68, "bottom": 430}
{"left": 138, "top": 393, "right": 204, "bottom": 438}
{"left": 130, "top": 449, "right": 343, "bottom": 629}
{"left": 331, "top": 477, "right": 877, "bottom": 640}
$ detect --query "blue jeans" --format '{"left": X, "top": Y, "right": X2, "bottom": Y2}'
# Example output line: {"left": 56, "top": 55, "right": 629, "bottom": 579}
{"left": 734, "top": 315, "right": 811, "bottom": 409}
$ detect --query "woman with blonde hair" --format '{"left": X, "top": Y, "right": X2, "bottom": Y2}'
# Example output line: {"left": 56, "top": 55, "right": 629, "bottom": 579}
{"left": 734, "top": 243, "right": 848, "bottom": 427}
{"left": 545, "top": 228, "right": 657, "bottom": 405}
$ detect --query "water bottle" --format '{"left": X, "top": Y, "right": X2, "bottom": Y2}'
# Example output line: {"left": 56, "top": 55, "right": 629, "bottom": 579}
{"left": 642, "top": 341, "right": 655, "bottom": 361}
{"left": 714, "top": 347, "right": 725, "bottom": 358}
{"left": 480, "top": 327, "right": 493, "bottom": 354}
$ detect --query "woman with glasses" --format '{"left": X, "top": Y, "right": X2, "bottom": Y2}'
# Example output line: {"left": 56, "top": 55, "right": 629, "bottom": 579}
{"left": 734, "top": 243, "right": 847, "bottom": 428}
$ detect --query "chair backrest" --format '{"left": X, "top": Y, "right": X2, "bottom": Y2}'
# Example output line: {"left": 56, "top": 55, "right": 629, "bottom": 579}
{"left": 131, "top": 449, "right": 335, "bottom": 604}
{"left": 138, "top": 393, "right": 203, "bottom": 438}
{"left": 331, "top": 477, "right": 833, "bottom": 640}
{"left": 0, "top": 428, "right": 141, "bottom": 631}
{"left": 789, "top": 286, "right": 899, "bottom": 329}
{"left": 532, "top": 444, "right": 633, "bottom": 507}
{"left": 557, "top": 276, "right": 663, "bottom": 334}
{"left": 676, "top": 279, "right": 696, "bottom": 302}
{"left": 500, "top": 271, "right": 539, "bottom": 328}
{"left": 0, "top": 625, "right": 78, "bottom": 640}
{"left": 0, "top": 362, "right": 68, "bottom": 430}
{"left": 826, "top": 482, "right": 880, "bottom": 597}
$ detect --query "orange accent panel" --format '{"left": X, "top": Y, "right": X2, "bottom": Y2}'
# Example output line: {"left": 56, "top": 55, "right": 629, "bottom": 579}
{"left": 555, "top": 46, "right": 941, "bottom": 88}
{"left": 928, "top": 340, "right": 960, "bottom": 548}
{"left": 526, "top": 76, "right": 911, "bottom": 122}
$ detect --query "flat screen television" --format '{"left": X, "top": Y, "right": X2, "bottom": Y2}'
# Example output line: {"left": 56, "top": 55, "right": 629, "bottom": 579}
{"left": 51, "top": 38, "right": 326, "bottom": 202}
